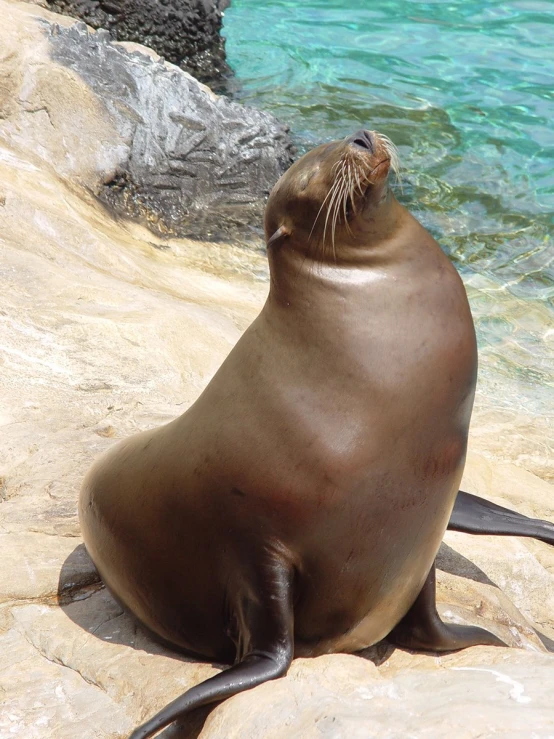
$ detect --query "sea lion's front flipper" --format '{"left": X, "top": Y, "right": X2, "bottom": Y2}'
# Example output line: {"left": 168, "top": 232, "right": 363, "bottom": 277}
{"left": 129, "top": 563, "right": 294, "bottom": 739}
{"left": 387, "top": 562, "right": 505, "bottom": 651}
{"left": 449, "top": 490, "right": 554, "bottom": 545}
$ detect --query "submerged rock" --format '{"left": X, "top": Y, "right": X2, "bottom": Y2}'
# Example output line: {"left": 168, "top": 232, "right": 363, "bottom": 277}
{"left": 45, "top": 0, "right": 231, "bottom": 89}
{"left": 2, "top": 0, "right": 293, "bottom": 240}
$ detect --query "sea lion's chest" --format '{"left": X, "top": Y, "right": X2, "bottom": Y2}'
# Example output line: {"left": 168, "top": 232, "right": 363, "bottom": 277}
{"left": 198, "top": 255, "right": 475, "bottom": 534}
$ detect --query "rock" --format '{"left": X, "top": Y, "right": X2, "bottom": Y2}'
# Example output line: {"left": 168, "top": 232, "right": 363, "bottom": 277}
{"left": 1, "top": 3, "right": 553, "bottom": 734}
{"left": 0, "top": 621, "right": 134, "bottom": 739}
{"left": 44, "top": 0, "right": 231, "bottom": 89}
{"left": 200, "top": 651, "right": 554, "bottom": 738}
{"left": 1, "top": 0, "right": 293, "bottom": 240}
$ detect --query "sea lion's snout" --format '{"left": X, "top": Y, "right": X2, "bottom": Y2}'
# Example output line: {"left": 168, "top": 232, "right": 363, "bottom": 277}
{"left": 265, "top": 129, "right": 402, "bottom": 257}
{"left": 349, "top": 129, "right": 375, "bottom": 153}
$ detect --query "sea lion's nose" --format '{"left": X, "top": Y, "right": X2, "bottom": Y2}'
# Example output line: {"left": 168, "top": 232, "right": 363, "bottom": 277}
{"left": 350, "top": 129, "right": 375, "bottom": 153}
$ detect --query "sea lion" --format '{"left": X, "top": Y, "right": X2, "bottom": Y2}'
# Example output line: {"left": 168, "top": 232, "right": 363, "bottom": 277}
{"left": 79, "top": 129, "right": 554, "bottom": 739}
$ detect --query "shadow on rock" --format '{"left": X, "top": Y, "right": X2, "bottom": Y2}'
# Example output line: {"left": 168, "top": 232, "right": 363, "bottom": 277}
{"left": 156, "top": 706, "right": 215, "bottom": 739}
{"left": 57, "top": 544, "right": 223, "bottom": 739}
{"left": 436, "top": 542, "right": 497, "bottom": 587}
{"left": 536, "top": 631, "right": 554, "bottom": 652}
{"left": 357, "top": 640, "right": 396, "bottom": 667}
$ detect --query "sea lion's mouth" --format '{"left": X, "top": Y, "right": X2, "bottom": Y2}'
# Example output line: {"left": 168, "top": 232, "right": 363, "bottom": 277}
{"left": 367, "top": 158, "right": 391, "bottom": 184}
{"left": 352, "top": 158, "right": 391, "bottom": 205}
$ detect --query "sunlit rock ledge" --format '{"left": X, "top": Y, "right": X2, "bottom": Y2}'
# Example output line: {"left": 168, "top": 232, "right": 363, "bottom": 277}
{"left": 1, "top": 2, "right": 554, "bottom": 737}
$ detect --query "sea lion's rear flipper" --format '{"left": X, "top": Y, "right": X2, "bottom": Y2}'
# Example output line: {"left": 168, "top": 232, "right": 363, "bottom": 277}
{"left": 129, "top": 564, "right": 294, "bottom": 739}
{"left": 448, "top": 490, "right": 554, "bottom": 545}
{"left": 388, "top": 562, "right": 505, "bottom": 651}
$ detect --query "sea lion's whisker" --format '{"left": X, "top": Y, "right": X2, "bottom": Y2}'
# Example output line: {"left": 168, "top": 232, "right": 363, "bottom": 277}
{"left": 332, "top": 179, "right": 349, "bottom": 254}
{"left": 347, "top": 162, "right": 359, "bottom": 217}
{"left": 309, "top": 176, "right": 341, "bottom": 243}
{"left": 353, "top": 165, "right": 364, "bottom": 199}
{"left": 346, "top": 160, "right": 353, "bottom": 202}
{"left": 322, "top": 176, "right": 345, "bottom": 254}
{"left": 350, "top": 163, "right": 356, "bottom": 198}
{"left": 313, "top": 152, "right": 371, "bottom": 256}
{"left": 375, "top": 132, "right": 402, "bottom": 188}
{"left": 324, "top": 180, "right": 344, "bottom": 254}
{"left": 331, "top": 188, "right": 340, "bottom": 255}
{"left": 326, "top": 170, "right": 348, "bottom": 257}
{"left": 342, "top": 167, "right": 354, "bottom": 235}
{"left": 341, "top": 166, "right": 349, "bottom": 221}
{"left": 335, "top": 161, "right": 352, "bottom": 250}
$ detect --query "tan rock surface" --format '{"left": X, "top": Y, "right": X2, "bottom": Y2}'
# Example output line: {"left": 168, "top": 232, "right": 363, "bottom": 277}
{"left": 0, "top": 0, "right": 126, "bottom": 189}
{"left": 1, "top": 2, "right": 553, "bottom": 737}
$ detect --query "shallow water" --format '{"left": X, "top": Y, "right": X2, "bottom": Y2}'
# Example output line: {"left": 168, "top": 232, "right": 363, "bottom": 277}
{"left": 223, "top": 0, "right": 553, "bottom": 476}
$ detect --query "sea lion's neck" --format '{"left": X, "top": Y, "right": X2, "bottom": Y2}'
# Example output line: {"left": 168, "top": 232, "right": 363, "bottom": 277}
{"left": 267, "top": 198, "right": 428, "bottom": 309}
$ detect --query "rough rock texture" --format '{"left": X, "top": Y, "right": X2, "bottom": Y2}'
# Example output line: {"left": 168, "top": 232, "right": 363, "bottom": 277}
{"left": 45, "top": 0, "right": 231, "bottom": 89}
{"left": 2, "top": 2, "right": 554, "bottom": 736}
{"left": 2, "top": 0, "right": 293, "bottom": 240}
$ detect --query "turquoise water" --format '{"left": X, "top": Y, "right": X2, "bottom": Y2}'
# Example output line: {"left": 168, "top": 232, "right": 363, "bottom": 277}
{"left": 223, "top": 0, "right": 553, "bottom": 473}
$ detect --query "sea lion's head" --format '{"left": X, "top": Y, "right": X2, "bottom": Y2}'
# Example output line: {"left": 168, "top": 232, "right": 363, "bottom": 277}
{"left": 264, "top": 129, "right": 400, "bottom": 262}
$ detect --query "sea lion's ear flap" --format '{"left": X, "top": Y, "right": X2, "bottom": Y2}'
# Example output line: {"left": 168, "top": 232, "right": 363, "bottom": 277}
{"left": 266, "top": 225, "right": 290, "bottom": 248}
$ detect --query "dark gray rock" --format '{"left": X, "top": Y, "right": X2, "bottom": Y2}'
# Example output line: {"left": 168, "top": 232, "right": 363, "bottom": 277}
{"left": 48, "top": 21, "right": 294, "bottom": 240}
{"left": 46, "top": 0, "right": 231, "bottom": 90}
